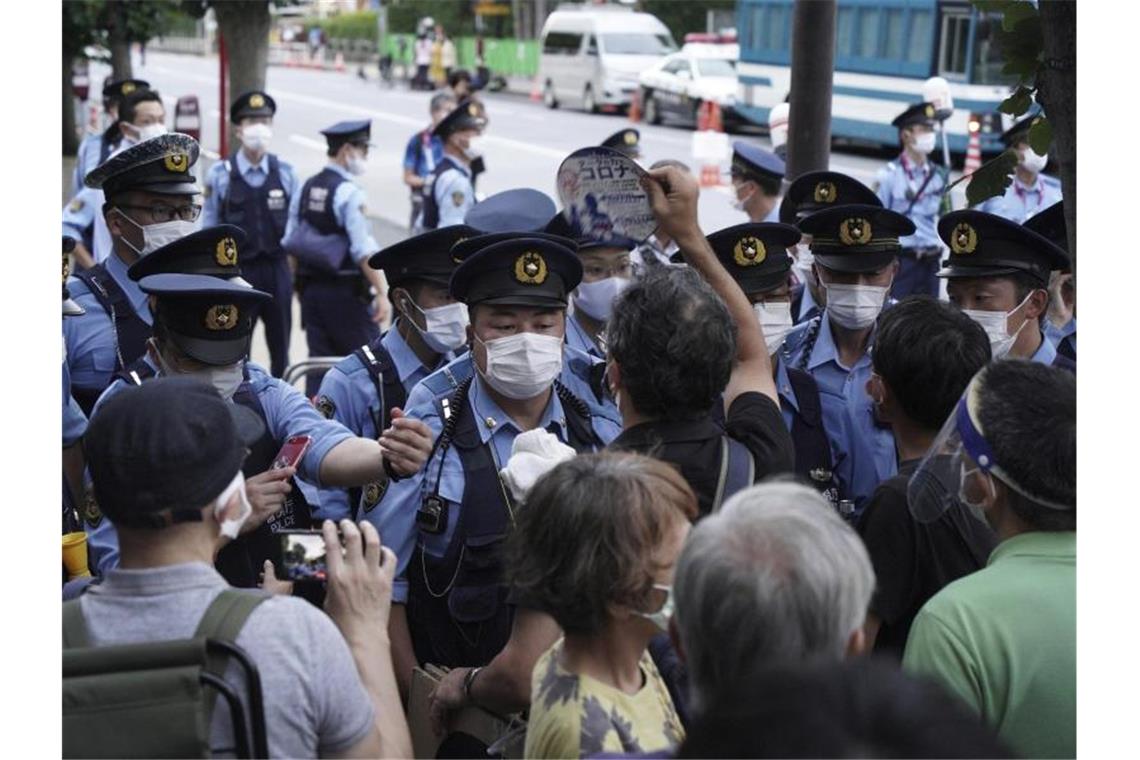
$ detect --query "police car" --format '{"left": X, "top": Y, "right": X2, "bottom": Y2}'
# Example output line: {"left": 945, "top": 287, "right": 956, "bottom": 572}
{"left": 637, "top": 33, "right": 739, "bottom": 128}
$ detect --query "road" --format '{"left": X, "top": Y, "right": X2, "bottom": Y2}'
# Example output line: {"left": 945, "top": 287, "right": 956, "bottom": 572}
{"left": 76, "top": 51, "right": 889, "bottom": 379}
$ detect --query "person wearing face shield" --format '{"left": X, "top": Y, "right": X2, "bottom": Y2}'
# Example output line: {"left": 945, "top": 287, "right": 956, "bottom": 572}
{"left": 779, "top": 171, "right": 884, "bottom": 325}
{"left": 728, "top": 141, "right": 785, "bottom": 223}
{"left": 71, "top": 377, "right": 413, "bottom": 759}
{"left": 201, "top": 91, "right": 298, "bottom": 379}
{"left": 977, "top": 112, "right": 1062, "bottom": 224}
{"left": 902, "top": 360, "right": 1075, "bottom": 759}
{"left": 937, "top": 209, "right": 1074, "bottom": 371}
{"left": 71, "top": 78, "right": 150, "bottom": 197}
{"left": 416, "top": 101, "right": 485, "bottom": 232}
{"left": 285, "top": 119, "right": 390, "bottom": 397}
{"left": 782, "top": 204, "right": 915, "bottom": 515}
{"left": 505, "top": 453, "right": 695, "bottom": 759}
{"left": 874, "top": 102, "right": 949, "bottom": 300}
{"left": 311, "top": 224, "right": 477, "bottom": 523}
{"left": 63, "top": 133, "right": 202, "bottom": 416}
{"left": 80, "top": 271, "right": 435, "bottom": 588}
{"left": 64, "top": 88, "right": 171, "bottom": 269}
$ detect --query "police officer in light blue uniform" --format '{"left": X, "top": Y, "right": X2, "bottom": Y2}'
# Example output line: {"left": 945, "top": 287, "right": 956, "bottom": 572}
{"left": 977, "top": 113, "right": 1063, "bottom": 223}
{"left": 730, "top": 141, "right": 785, "bottom": 224}
{"left": 63, "top": 133, "right": 202, "bottom": 415}
{"left": 284, "top": 119, "right": 386, "bottom": 397}
{"left": 381, "top": 235, "right": 622, "bottom": 673}
{"left": 782, "top": 205, "right": 917, "bottom": 515}
{"left": 203, "top": 90, "right": 299, "bottom": 378}
{"left": 72, "top": 78, "right": 150, "bottom": 196}
{"left": 417, "top": 101, "right": 484, "bottom": 232}
{"left": 465, "top": 187, "right": 556, "bottom": 235}
{"left": 310, "top": 224, "right": 476, "bottom": 522}
{"left": 875, "top": 102, "right": 949, "bottom": 299}
{"left": 1024, "top": 202, "right": 1075, "bottom": 363}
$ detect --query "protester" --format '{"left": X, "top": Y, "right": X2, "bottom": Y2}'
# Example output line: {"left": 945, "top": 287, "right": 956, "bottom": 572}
{"left": 507, "top": 453, "right": 696, "bottom": 758}
{"left": 403, "top": 93, "right": 454, "bottom": 231}
{"left": 904, "top": 360, "right": 1076, "bottom": 759}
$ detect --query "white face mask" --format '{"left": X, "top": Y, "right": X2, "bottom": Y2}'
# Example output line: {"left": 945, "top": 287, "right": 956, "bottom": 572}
{"left": 407, "top": 299, "right": 469, "bottom": 354}
{"left": 346, "top": 148, "right": 367, "bottom": 176}
{"left": 962, "top": 292, "right": 1034, "bottom": 359}
{"left": 158, "top": 350, "right": 245, "bottom": 401}
{"left": 240, "top": 123, "right": 273, "bottom": 153}
{"left": 912, "top": 131, "right": 937, "bottom": 155}
{"left": 754, "top": 301, "right": 795, "bottom": 354}
{"left": 574, "top": 277, "right": 629, "bottom": 322}
{"left": 463, "top": 135, "right": 486, "bottom": 160}
{"left": 214, "top": 470, "right": 253, "bottom": 540}
{"left": 793, "top": 244, "right": 816, "bottom": 284}
{"left": 1019, "top": 147, "right": 1048, "bottom": 173}
{"left": 476, "top": 332, "right": 564, "bottom": 400}
{"left": 115, "top": 212, "right": 199, "bottom": 258}
{"left": 126, "top": 122, "right": 168, "bottom": 144}
{"left": 730, "top": 183, "right": 754, "bottom": 212}
{"left": 824, "top": 282, "right": 891, "bottom": 330}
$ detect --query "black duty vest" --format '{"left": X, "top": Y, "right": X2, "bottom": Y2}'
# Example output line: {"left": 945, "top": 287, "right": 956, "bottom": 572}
{"left": 785, "top": 367, "right": 839, "bottom": 502}
{"left": 71, "top": 265, "right": 152, "bottom": 416}
{"left": 406, "top": 378, "right": 602, "bottom": 668}
{"left": 220, "top": 154, "right": 289, "bottom": 260}
{"left": 420, "top": 156, "right": 464, "bottom": 231}
{"left": 294, "top": 168, "right": 355, "bottom": 278}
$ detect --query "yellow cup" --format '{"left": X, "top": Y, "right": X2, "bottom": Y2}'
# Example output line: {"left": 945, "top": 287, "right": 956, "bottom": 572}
{"left": 62, "top": 532, "right": 91, "bottom": 579}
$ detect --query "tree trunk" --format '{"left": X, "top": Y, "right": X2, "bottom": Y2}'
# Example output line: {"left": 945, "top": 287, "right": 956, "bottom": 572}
{"left": 1036, "top": 0, "right": 1077, "bottom": 272}
{"left": 786, "top": 0, "right": 837, "bottom": 180}
{"left": 105, "top": 1, "right": 133, "bottom": 80}
{"left": 63, "top": 54, "right": 79, "bottom": 156}
{"left": 214, "top": 1, "right": 271, "bottom": 106}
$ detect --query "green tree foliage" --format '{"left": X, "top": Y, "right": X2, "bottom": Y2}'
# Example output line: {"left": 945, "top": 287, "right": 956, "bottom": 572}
{"left": 639, "top": 0, "right": 736, "bottom": 43}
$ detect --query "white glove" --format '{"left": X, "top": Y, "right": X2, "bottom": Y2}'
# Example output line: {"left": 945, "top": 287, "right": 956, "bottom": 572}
{"left": 499, "top": 429, "right": 576, "bottom": 501}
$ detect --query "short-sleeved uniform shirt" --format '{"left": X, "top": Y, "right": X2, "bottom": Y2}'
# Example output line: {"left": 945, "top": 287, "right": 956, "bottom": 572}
{"left": 525, "top": 639, "right": 685, "bottom": 759}
{"left": 977, "top": 173, "right": 1062, "bottom": 224}
{"left": 77, "top": 562, "right": 375, "bottom": 757}
{"left": 608, "top": 392, "right": 795, "bottom": 518}
{"left": 857, "top": 459, "right": 998, "bottom": 658}
{"left": 283, "top": 163, "right": 378, "bottom": 265}
{"left": 903, "top": 531, "right": 1076, "bottom": 759}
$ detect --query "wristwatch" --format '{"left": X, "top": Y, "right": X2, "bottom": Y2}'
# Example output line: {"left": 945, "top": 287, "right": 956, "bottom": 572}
{"left": 383, "top": 455, "right": 403, "bottom": 482}
{"left": 463, "top": 666, "right": 484, "bottom": 700}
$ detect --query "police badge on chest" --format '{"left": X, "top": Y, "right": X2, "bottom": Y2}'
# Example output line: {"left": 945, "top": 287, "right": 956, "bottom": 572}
{"left": 267, "top": 188, "right": 287, "bottom": 211}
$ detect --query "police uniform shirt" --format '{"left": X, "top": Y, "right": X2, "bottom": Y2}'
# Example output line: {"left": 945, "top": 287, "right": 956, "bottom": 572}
{"left": 874, "top": 155, "right": 946, "bottom": 249}
{"left": 283, "top": 162, "right": 378, "bottom": 264}
{"left": 83, "top": 360, "right": 357, "bottom": 575}
{"left": 565, "top": 312, "right": 603, "bottom": 360}
{"left": 795, "top": 281, "right": 821, "bottom": 323}
{"left": 427, "top": 157, "right": 475, "bottom": 229}
{"left": 63, "top": 251, "right": 153, "bottom": 398}
{"left": 61, "top": 186, "right": 101, "bottom": 256}
{"left": 1045, "top": 317, "right": 1076, "bottom": 353}
{"left": 976, "top": 174, "right": 1062, "bottom": 224}
{"left": 62, "top": 356, "right": 88, "bottom": 448}
{"left": 202, "top": 150, "right": 299, "bottom": 227}
{"left": 83, "top": 139, "right": 139, "bottom": 265}
{"left": 309, "top": 323, "right": 457, "bottom": 521}
{"left": 1029, "top": 334, "right": 1061, "bottom": 366}
{"left": 73, "top": 132, "right": 108, "bottom": 197}
{"left": 763, "top": 203, "right": 781, "bottom": 223}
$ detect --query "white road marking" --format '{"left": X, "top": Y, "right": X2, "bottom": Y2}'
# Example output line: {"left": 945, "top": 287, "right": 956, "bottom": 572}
{"left": 289, "top": 134, "right": 328, "bottom": 151}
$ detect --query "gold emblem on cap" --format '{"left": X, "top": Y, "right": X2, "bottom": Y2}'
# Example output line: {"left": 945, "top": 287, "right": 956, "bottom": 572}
{"left": 838, "top": 218, "right": 873, "bottom": 246}
{"left": 164, "top": 152, "right": 188, "bottom": 172}
{"left": 623, "top": 131, "right": 637, "bottom": 145}
{"left": 205, "top": 304, "right": 238, "bottom": 331}
{"left": 249, "top": 93, "right": 265, "bottom": 108}
{"left": 950, "top": 222, "right": 979, "bottom": 255}
{"left": 215, "top": 237, "right": 238, "bottom": 267}
{"left": 514, "top": 252, "right": 548, "bottom": 285}
{"left": 121, "top": 82, "right": 136, "bottom": 95}
{"left": 924, "top": 104, "right": 934, "bottom": 118}
{"left": 813, "top": 181, "right": 837, "bottom": 203}
{"left": 733, "top": 236, "right": 767, "bottom": 267}
{"left": 468, "top": 103, "right": 479, "bottom": 116}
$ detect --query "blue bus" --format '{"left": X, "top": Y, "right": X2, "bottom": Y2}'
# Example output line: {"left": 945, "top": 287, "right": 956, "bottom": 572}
{"left": 735, "top": 0, "right": 1018, "bottom": 154}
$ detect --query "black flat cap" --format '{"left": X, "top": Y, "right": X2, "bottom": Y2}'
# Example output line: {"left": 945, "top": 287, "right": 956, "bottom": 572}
{"left": 1000, "top": 112, "right": 1045, "bottom": 147}
{"left": 544, "top": 212, "right": 638, "bottom": 252}
{"left": 800, "top": 204, "right": 914, "bottom": 273}
{"left": 230, "top": 90, "right": 277, "bottom": 123}
{"left": 433, "top": 101, "right": 484, "bottom": 140}
{"left": 85, "top": 377, "right": 264, "bottom": 529}
{"left": 705, "top": 222, "right": 801, "bottom": 294}
{"left": 779, "top": 171, "right": 881, "bottom": 225}
{"left": 140, "top": 273, "right": 271, "bottom": 365}
{"left": 369, "top": 224, "right": 476, "bottom": 287}
{"left": 601, "top": 128, "right": 641, "bottom": 159}
{"left": 84, "top": 133, "right": 200, "bottom": 197}
{"left": 465, "top": 188, "right": 557, "bottom": 234}
{"left": 1023, "top": 201, "right": 1068, "bottom": 257}
{"left": 102, "top": 78, "right": 150, "bottom": 101}
{"left": 937, "top": 209, "right": 1070, "bottom": 285}
{"left": 450, "top": 236, "right": 582, "bottom": 307}
{"left": 731, "top": 141, "right": 785, "bottom": 184}
{"left": 128, "top": 225, "right": 248, "bottom": 282}
{"left": 321, "top": 119, "right": 373, "bottom": 151}
{"left": 451, "top": 231, "right": 578, "bottom": 264}
{"left": 892, "top": 102, "right": 937, "bottom": 129}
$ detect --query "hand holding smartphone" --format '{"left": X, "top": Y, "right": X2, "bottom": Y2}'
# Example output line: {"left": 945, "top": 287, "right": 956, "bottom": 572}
{"left": 272, "top": 435, "right": 312, "bottom": 471}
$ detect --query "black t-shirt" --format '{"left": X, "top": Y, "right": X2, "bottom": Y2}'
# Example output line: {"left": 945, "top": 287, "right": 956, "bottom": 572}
{"left": 608, "top": 392, "right": 794, "bottom": 517}
{"left": 857, "top": 459, "right": 999, "bottom": 658}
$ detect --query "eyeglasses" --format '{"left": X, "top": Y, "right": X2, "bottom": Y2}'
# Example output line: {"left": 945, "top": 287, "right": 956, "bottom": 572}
{"left": 117, "top": 202, "right": 203, "bottom": 223}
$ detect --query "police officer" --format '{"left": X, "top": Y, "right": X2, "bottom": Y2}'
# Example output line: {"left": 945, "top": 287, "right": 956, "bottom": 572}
{"left": 404, "top": 92, "right": 456, "bottom": 231}
{"left": 285, "top": 119, "right": 388, "bottom": 397}
{"left": 874, "top": 101, "right": 949, "bottom": 299}
{"left": 63, "top": 237, "right": 88, "bottom": 540}
{"left": 72, "top": 78, "right": 150, "bottom": 196}
{"left": 600, "top": 128, "right": 641, "bottom": 160}
{"left": 83, "top": 271, "right": 434, "bottom": 584}
{"left": 782, "top": 204, "right": 916, "bottom": 514}
{"left": 311, "top": 224, "right": 476, "bottom": 521}
{"left": 1024, "top": 201, "right": 1075, "bottom": 363}
{"left": 64, "top": 88, "right": 169, "bottom": 269}
{"left": 417, "top": 101, "right": 484, "bottom": 232}
{"left": 937, "top": 209, "right": 1073, "bottom": 371}
{"left": 730, "top": 141, "right": 784, "bottom": 223}
{"left": 977, "top": 113, "right": 1062, "bottom": 223}
{"left": 63, "top": 133, "right": 202, "bottom": 415}
{"left": 465, "top": 187, "right": 556, "bottom": 234}
{"left": 780, "top": 171, "right": 884, "bottom": 324}
{"left": 380, "top": 235, "right": 622, "bottom": 693}
{"left": 202, "top": 90, "right": 298, "bottom": 378}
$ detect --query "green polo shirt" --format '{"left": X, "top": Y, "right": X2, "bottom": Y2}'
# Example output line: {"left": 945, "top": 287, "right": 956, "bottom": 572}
{"left": 903, "top": 531, "right": 1076, "bottom": 759}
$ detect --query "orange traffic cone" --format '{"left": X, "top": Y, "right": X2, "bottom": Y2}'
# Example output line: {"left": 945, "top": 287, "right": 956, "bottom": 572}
{"left": 696, "top": 100, "right": 710, "bottom": 132}
{"left": 963, "top": 127, "right": 982, "bottom": 178}
{"left": 334, "top": 52, "right": 346, "bottom": 72}
{"left": 530, "top": 78, "right": 542, "bottom": 102}
{"left": 628, "top": 90, "right": 642, "bottom": 123}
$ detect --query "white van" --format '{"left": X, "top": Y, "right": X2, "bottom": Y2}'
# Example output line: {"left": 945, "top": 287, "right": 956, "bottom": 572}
{"left": 539, "top": 4, "right": 678, "bottom": 113}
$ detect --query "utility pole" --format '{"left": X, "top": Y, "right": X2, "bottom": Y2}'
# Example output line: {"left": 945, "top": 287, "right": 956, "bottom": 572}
{"left": 785, "top": 0, "right": 837, "bottom": 180}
